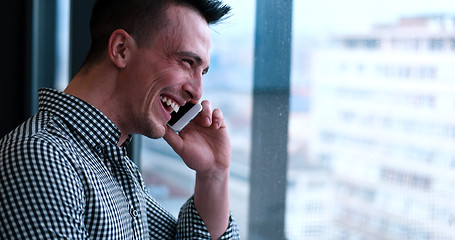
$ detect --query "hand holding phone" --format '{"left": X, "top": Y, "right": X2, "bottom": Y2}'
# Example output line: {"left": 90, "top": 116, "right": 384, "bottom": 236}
{"left": 167, "top": 102, "right": 202, "bottom": 132}
{"left": 163, "top": 99, "right": 230, "bottom": 173}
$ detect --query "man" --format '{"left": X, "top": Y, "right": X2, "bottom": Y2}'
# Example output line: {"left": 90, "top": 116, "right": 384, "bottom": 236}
{"left": 0, "top": 0, "right": 240, "bottom": 239}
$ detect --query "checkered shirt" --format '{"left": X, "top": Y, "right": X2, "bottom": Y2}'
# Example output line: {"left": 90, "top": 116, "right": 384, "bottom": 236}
{"left": 0, "top": 88, "right": 240, "bottom": 239}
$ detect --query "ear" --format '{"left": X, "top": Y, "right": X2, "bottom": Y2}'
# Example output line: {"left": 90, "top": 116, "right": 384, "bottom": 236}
{"left": 107, "top": 29, "right": 135, "bottom": 69}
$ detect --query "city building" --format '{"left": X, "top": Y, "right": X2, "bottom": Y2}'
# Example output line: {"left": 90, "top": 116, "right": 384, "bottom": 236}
{"left": 302, "top": 14, "right": 455, "bottom": 239}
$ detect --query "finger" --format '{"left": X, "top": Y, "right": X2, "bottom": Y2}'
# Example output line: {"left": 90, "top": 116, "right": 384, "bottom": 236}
{"left": 211, "top": 108, "right": 225, "bottom": 129}
{"left": 163, "top": 125, "right": 183, "bottom": 154}
{"left": 199, "top": 100, "right": 212, "bottom": 127}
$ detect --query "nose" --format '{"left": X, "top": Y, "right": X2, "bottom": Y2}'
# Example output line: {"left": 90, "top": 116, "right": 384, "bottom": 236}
{"left": 183, "top": 73, "right": 203, "bottom": 101}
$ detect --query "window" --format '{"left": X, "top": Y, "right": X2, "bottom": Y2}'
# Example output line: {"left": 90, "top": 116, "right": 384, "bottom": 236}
{"left": 141, "top": 0, "right": 455, "bottom": 237}
{"left": 288, "top": 0, "right": 455, "bottom": 239}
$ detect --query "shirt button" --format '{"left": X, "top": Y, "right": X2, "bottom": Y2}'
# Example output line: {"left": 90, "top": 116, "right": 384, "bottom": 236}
{"left": 130, "top": 207, "right": 138, "bottom": 218}
{"left": 94, "top": 145, "right": 102, "bottom": 154}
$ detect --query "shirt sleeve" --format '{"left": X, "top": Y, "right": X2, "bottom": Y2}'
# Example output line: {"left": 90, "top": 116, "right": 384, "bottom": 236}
{"left": 145, "top": 191, "right": 240, "bottom": 240}
{"left": 125, "top": 148, "right": 240, "bottom": 239}
{"left": 176, "top": 197, "right": 241, "bottom": 240}
{"left": 0, "top": 137, "right": 87, "bottom": 240}
{"left": 145, "top": 193, "right": 178, "bottom": 238}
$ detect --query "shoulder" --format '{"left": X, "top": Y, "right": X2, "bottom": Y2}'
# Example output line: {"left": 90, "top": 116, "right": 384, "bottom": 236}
{"left": 0, "top": 111, "right": 84, "bottom": 182}
{"left": 0, "top": 114, "right": 87, "bottom": 239}
{"left": 0, "top": 114, "right": 86, "bottom": 206}
{"left": 2, "top": 111, "right": 74, "bottom": 156}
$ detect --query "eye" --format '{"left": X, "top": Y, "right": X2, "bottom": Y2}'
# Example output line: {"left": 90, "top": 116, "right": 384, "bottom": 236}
{"left": 181, "top": 58, "right": 194, "bottom": 67}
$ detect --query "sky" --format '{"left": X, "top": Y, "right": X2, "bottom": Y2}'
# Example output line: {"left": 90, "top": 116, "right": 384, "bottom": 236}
{"left": 217, "top": 0, "right": 455, "bottom": 36}
{"left": 293, "top": 0, "right": 455, "bottom": 35}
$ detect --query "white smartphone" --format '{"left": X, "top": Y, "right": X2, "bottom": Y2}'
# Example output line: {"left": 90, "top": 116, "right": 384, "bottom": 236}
{"left": 167, "top": 102, "right": 202, "bottom": 132}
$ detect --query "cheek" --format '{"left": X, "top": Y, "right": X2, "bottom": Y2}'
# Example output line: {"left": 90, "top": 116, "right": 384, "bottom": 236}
{"left": 152, "top": 67, "right": 189, "bottom": 88}
{"left": 125, "top": 60, "right": 189, "bottom": 104}
{"left": 139, "top": 69, "right": 184, "bottom": 107}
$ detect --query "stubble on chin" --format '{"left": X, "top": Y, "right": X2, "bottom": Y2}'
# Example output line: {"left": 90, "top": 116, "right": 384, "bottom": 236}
{"left": 137, "top": 117, "right": 167, "bottom": 140}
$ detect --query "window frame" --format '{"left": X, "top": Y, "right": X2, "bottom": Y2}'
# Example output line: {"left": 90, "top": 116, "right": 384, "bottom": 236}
{"left": 248, "top": 0, "right": 293, "bottom": 239}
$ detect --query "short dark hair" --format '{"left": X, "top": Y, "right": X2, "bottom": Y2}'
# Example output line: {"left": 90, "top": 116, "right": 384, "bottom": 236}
{"left": 84, "top": 0, "right": 231, "bottom": 67}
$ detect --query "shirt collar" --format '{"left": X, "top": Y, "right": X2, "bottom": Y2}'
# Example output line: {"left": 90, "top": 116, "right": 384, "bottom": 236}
{"left": 38, "top": 88, "right": 128, "bottom": 148}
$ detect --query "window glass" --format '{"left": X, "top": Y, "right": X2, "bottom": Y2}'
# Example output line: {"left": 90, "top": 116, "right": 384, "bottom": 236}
{"left": 140, "top": 0, "right": 255, "bottom": 238}
{"left": 288, "top": 0, "right": 455, "bottom": 239}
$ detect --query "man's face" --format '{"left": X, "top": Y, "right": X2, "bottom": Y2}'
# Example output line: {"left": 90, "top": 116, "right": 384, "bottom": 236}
{"left": 118, "top": 5, "right": 211, "bottom": 138}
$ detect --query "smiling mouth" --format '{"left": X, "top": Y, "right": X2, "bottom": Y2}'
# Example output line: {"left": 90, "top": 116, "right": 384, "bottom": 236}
{"left": 160, "top": 95, "right": 180, "bottom": 113}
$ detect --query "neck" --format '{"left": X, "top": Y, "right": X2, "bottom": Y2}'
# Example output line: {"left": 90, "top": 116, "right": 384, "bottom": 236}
{"left": 65, "top": 63, "right": 130, "bottom": 146}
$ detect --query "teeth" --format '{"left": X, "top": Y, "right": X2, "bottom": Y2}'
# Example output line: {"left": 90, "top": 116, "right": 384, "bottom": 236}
{"left": 160, "top": 96, "right": 180, "bottom": 113}
{"left": 172, "top": 103, "right": 180, "bottom": 113}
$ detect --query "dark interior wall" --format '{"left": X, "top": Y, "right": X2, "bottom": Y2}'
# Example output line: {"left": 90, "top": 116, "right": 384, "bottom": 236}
{"left": 1, "top": 1, "right": 32, "bottom": 137}
{"left": 70, "top": 0, "right": 96, "bottom": 78}
{"left": 0, "top": 0, "right": 95, "bottom": 138}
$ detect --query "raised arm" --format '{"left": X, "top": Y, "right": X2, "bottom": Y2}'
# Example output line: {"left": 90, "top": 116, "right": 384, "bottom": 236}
{"left": 164, "top": 100, "right": 236, "bottom": 239}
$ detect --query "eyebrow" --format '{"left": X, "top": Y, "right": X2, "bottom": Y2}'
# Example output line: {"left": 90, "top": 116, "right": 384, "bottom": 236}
{"left": 177, "top": 51, "right": 210, "bottom": 73}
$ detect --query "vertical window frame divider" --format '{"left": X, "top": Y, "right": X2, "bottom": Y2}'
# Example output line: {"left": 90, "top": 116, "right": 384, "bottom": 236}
{"left": 248, "top": 0, "right": 293, "bottom": 239}
{"left": 30, "top": 0, "right": 58, "bottom": 115}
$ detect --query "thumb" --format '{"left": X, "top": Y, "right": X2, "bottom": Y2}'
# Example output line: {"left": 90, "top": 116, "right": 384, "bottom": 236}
{"left": 163, "top": 126, "right": 184, "bottom": 154}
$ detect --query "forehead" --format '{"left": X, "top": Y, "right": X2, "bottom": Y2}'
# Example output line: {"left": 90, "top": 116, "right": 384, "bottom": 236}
{"left": 157, "top": 5, "right": 211, "bottom": 59}
{"left": 165, "top": 4, "right": 209, "bottom": 30}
